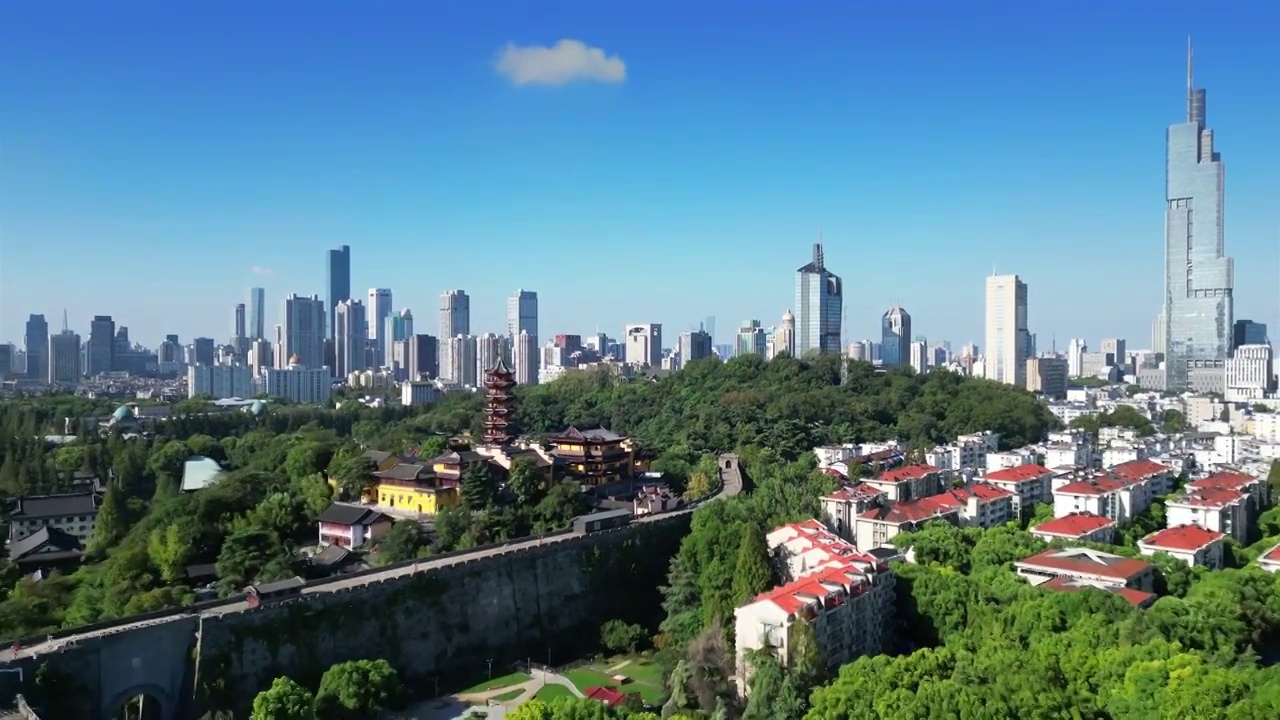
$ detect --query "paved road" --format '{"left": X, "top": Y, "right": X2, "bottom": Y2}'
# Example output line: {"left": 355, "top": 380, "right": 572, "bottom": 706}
{"left": 0, "top": 453, "right": 744, "bottom": 663}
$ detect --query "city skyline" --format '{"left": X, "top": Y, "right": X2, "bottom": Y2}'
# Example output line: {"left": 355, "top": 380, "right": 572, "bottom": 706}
{"left": 3, "top": 4, "right": 1279, "bottom": 348}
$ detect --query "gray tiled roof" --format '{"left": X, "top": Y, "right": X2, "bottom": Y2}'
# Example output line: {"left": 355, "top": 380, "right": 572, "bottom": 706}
{"left": 317, "top": 503, "right": 390, "bottom": 527}
{"left": 11, "top": 492, "right": 99, "bottom": 520}
{"left": 9, "top": 526, "right": 83, "bottom": 562}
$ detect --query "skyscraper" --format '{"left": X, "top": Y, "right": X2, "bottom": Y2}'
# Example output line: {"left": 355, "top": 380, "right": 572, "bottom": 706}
{"left": 366, "top": 288, "right": 392, "bottom": 368}
{"left": 48, "top": 330, "right": 82, "bottom": 384}
{"left": 248, "top": 287, "right": 266, "bottom": 340}
{"left": 678, "top": 330, "right": 713, "bottom": 367}
{"left": 233, "top": 303, "right": 247, "bottom": 340}
{"left": 87, "top": 315, "right": 115, "bottom": 376}
{"left": 327, "top": 245, "right": 351, "bottom": 339}
{"left": 439, "top": 290, "right": 470, "bottom": 379}
{"left": 794, "top": 242, "right": 843, "bottom": 356}
{"left": 1164, "top": 41, "right": 1234, "bottom": 392}
{"left": 881, "top": 307, "right": 912, "bottom": 367}
{"left": 334, "top": 299, "right": 367, "bottom": 378}
{"left": 625, "top": 324, "right": 662, "bottom": 366}
{"left": 513, "top": 330, "right": 539, "bottom": 386}
{"left": 735, "top": 320, "right": 767, "bottom": 359}
{"left": 282, "top": 294, "right": 326, "bottom": 369}
{"left": 983, "top": 274, "right": 1030, "bottom": 388}
{"left": 507, "top": 290, "right": 538, "bottom": 340}
{"left": 775, "top": 310, "right": 795, "bottom": 358}
{"left": 24, "top": 314, "right": 48, "bottom": 382}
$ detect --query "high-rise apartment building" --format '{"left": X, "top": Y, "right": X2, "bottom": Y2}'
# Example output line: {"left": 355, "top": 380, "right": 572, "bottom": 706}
{"left": 795, "top": 242, "right": 842, "bottom": 356}
{"left": 443, "top": 334, "right": 477, "bottom": 387}
{"left": 334, "top": 299, "right": 368, "bottom": 378}
{"left": 507, "top": 290, "right": 538, "bottom": 340}
{"left": 475, "top": 333, "right": 504, "bottom": 385}
{"left": 24, "top": 314, "right": 48, "bottom": 382}
{"left": 983, "top": 274, "right": 1030, "bottom": 388}
{"left": 1224, "top": 344, "right": 1275, "bottom": 402}
{"left": 87, "top": 315, "right": 115, "bottom": 376}
{"left": 881, "top": 307, "right": 911, "bottom": 367}
{"left": 248, "top": 287, "right": 266, "bottom": 340}
{"left": 513, "top": 330, "right": 539, "bottom": 386}
{"left": 233, "top": 303, "right": 247, "bottom": 340}
{"left": 192, "top": 337, "right": 216, "bottom": 366}
{"left": 366, "top": 288, "right": 392, "bottom": 368}
{"left": 281, "top": 294, "right": 326, "bottom": 369}
{"left": 1163, "top": 42, "right": 1234, "bottom": 392}
{"left": 1066, "top": 338, "right": 1087, "bottom": 377}
{"left": 679, "top": 330, "right": 713, "bottom": 367}
{"left": 405, "top": 334, "right": 439, "bottom": 381}
{"left": 439, "top": 291, "right": 470, "bottom": 380}
{"left": 48, "top": 331, "right": 82, "bottom": 384}
{"left": 735, "top": 320, "right": 767, "bottom": 359}
{"left": 327, "top": 245, "right": 351, "bottom": 339}
{"left": 188, "top": 364, "right": 254, "bottom": 400}
{"left": 625, "top": 324, "right": 662, "bottom": 367}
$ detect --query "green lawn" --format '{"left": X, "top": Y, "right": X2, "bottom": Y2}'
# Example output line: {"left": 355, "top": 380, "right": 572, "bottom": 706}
{"left": 533, "top": 684, "right": 576, "bottom": 702}
{"left": 585, "top": 656, "right": 667, "bottom": 705}
{"left": 460, "top": 672, "right": 531, "bottom": 694}
{"left": 490, "top": 688, "right": 526, "bottom": 703}
{"left": 563, "top": 668, "right": 617, "bottom": 692}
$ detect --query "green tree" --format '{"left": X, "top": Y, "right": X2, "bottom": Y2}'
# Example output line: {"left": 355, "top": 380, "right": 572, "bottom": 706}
{"left": 314, "top": 658, "right": 401, "bottom": 718}
{"left": 730, "top": 523, "right": 773, "bottom": 606}
{"left": 253, "top": 676, "right": 316, "bottom": 720}
{"left": 91, "top": 483, "right": 130, "bottom": 551}
{"left": 508, "top": 458, "right": 545, "bottom": 506}
{"left": 599, "top": 618, "right": 646, "bottom": 654}
{"left": 216, "top": 527, "right": 288, "bottom": 591}
{"left": 330, "top": 453, "right": 377, "bottom": 500}
{"left": 374, "top": 522, "right": 428, "bottom": 566}
{"left": 461, "top": 462, "right": 496, "bottom": 510}
{"left": 146, "top": 523, "right": 192, "bottom": 584}
{"left": 433, "top": 505, "right": 470, "bottom": 550}
{"left": 789, "top": 615, "right": 823, "bottom": 686}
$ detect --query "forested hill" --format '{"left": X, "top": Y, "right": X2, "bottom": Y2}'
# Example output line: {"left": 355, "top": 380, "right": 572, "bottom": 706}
{"left": 515, "top": 355, "right": 1058, "bottom": 458}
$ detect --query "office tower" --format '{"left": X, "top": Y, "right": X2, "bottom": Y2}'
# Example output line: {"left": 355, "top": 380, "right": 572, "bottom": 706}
{"left": 794, "top": 241, "right": 843, "bottom": 356}
{"left": 334, "top": 299, "right": 367, "bottom": 378}
{"left": 191, "top": 337, "right": 216, "bottom": 366}
{"left": 282, "top": 294, "right": 326, "bottom": 369}
{"left": 1152, "top": 309, "right": 1167, "bottom": 357}
{"left": 1066, "top": 338, "right": 1087, "bottom": 377}
{"left": 507, "top": 290, "right": 538, "bottom": 339}
{"left": 1233, "top": 320, "right": 1268, "bottom": 349}
{"left": 909, "top": 340, "right": 929, "bottom": 374}
{"left": 443, "top": 335, "right": 477, "bottom": 386}
{"left": 0, "top": 345, "right": 11, "bottom": 380}
{"left": 625, "top": 324, "right": 663, "bottom": 366}
{"left": 475, "top": 333, "right": 504, "bottom": 385}
{"left": 406, "top": 334, "right": 439, "bottom": 380}
{"left": 703, "top": 316, "right": 716, "bottom": 345}
{"left": 48, "top": 331, "right": 82, "bottom": 383}
{"left": 384, "top": 308, "right": 413, "bottom": 365}
{"left": 1100, "top": 339, "right": 1127, "bottom": 367}
{"left": 365, "top": 288, "right": 392, "bottom": 368}
{"left": 1026, "top": 357, "right": 1070, "bottom": 399}
{"left": 439, "top": 290, "right": 471, "bottom": 379}
{"left": 1164, "top": 41, "right": 1234, "bottom": 392}
{"left": 233, "top": 303, "right": 246, "bottom": 339}
{"left": 1224, "top": 344, "right": 1275, "bottom": 401}
{"left": 678, "top": 330, "right": 713, "bottom": 367}
{"left": 983, "top": 274, "right": 1030, "bottom": 388}
{"left": 735, "top": 320, "right": 767, "bottom": 359}
{"left": 327, "top": 245, "right": 351, "bottom": 339}
{"left": 248, "top": 338, "right": 274, "bottom": 378}
{"left": 83, "top": 315, "right": 114, "bottom": 376}
{"left": 512, "top": 331, "right": 539, "bottom": 386}
{"left": 847, "top": 341, "right": 867, "bottom": 361}
{"left": 774, "top": 311, "right": 796, "bottom": 359}
{"left": 24, "top": 314, "right": 48, "bottom": 381}
{"left": 881, "top": 307, "right": 911, "bottom": 367}
{"left": 248, "top": 287, "right": 266, "bottom": 340}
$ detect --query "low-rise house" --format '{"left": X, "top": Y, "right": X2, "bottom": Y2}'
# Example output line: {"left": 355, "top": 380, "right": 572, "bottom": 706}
{"left": 734, "top": 520, "right": 894, "bottom": 695}
{"left": 820, "top": 484, "right": 886, "bottom": 541}
{"left": 7, "top": 491, "right": 100, "bottom": 543}
{"left": 374, "top": 462, "right": 462, "bottom": 515}
{"left": 583, "top": 687, "right": 626, "bottom": 708}
{"left": 1138, "top": 525, "right": 1226, "bottom": 569}
{"left": 634, "top": 484, "right": 678, "bottom": 515}
{"left": 1031, "top": 512, "right": 1117, "bottom": 544}
{"left": 316, "top": 503, "right": 393, "bottom": 549}
{"left": 7, "top": 526, "right": 84, "bottom": 574}
{"left": 1038, "top": 576, "right": 1157, "bottom": 608}
{"left": 982, "top": 464, "right": 1054, "bottom": 518}
{"left": 1015, "top": 548, "right": 1155, "bottom": 593}
{"left": 862, "top": 464, "right": 946, "bottom": 502}
{"left": 1257, "top": 543, "right": 1280, "bottom": 573}
{"left": 1165, "top": 487, "right": 1249, "bottom": 542}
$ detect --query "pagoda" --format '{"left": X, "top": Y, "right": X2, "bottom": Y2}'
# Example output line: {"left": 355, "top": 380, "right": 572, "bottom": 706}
{"left": 481, "top": 358, "right": 518, "bottom": 446}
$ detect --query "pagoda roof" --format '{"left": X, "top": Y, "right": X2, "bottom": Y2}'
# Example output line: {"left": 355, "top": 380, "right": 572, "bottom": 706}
{"left": 486, "top": 357, "right": 514, "bottom": 375}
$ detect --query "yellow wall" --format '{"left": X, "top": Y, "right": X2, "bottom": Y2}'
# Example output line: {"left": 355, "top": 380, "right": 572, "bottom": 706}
{"left": 375, "top": 483, "right": 460, "bottom": 515}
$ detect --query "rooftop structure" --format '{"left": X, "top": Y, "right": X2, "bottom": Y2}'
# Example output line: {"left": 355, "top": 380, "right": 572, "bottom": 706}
{"left": 481, "top": 358, "right": 518, "bottom": 446}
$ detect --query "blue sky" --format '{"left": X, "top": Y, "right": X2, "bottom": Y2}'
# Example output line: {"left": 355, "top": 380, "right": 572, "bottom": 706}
{"left": 2, "top": 1, "right": 1278, "bottom": 351}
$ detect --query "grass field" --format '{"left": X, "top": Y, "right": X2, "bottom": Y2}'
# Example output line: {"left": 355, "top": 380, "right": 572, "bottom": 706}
{"left": 563, "top": 668, "right": 618, "bottom": 691}
{"left": 459, "top": 672, "right": 531, "bottom": 694}
{"left": 533, "top": 684, "right": 576, "bottom": 702}
{"left": 573, "top": 656, "right": 667, "bottom": 706}
{"left": 490, "top": 688, "right": 526, "bottom": 703}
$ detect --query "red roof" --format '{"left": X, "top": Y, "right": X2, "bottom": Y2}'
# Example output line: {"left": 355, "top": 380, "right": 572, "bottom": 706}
{"left": 984, "top": 464, "right": 1053, "bottom": 483}
{"left": 1040, "top": 576, "right": 1156, "bottom": 607}
{"left": 1168, "top": 487, "right": 1247, "bottom": 509}
{"left": 1032, "top": 512, "right": 1116, "bottom": 538}
{"left": 877, "top": 464, "right": 939, "bottom": 483}
{"left": 1188, "top": 472, "right": 1258, "bottom": 492}
{"left": 1260, "top": 543, "right": 1280, "bottom": 564}
{"left": 823, "top": 483, "right": 885, "bottom": 502}
{"left": 1140, "top": 525, "right": 1224, "bottom": 552}
{"left": 1109, "top": 459, "right": 1171, "bottom": 482}
{"left": 858, "top": 494, "right": 961, "bottom": 524}
{"left": 963, "top": 483, "right": 1015, "bottom": 502}
{"left": 752, "top": 559, "right": 874, "bottom": 615}
{"left": 1055, "top": 476, "right": 1126, "bottom": 496}
{"left": 1017, "top": 548, "right": 1152, "bottom": 581}
{"left": 584, "top": 687, "right": 626, "bottom": 707}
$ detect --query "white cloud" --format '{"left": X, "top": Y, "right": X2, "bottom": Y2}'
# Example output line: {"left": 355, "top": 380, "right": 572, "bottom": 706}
{"left": 495, "top": 39, "right": 626, "bottom": 87}
{"left": 250, "top": 266, "right": 273, "bottom": 277}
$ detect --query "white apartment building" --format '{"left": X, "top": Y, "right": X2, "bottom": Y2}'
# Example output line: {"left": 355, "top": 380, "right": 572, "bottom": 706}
{"left": 1030, "top": 512, "right": 1117, "bottom": 544}
{"left": 1252, "top": 413, "right": 1280, "bottom": 443}
{"left": 624, "top": 323, "right": 662, "bottom": 367}
{"left": 982, "top": 464, "right": 1054, "bottom": 518}
{"left": 854, "top": 484, "right": 1013, "bottom": 550}
{"left": 263, "top": 363, "right": 331, "bottom": 405}
{"left": 734, "top": 520, "right": 894, "bottom": 695}
{"left": 1225, "top": 344, "right": 1274, "bottom": 402}
{"left": 1051, "top": 460, "right": 1174, "bottom": 524}
{"left": 1138, "top": 525, "right": 1225, "bottom": 569}
{"left": 958, "top": 431, "right": 1001, "bottom": 453}
{"left": 861, "top": 464, "right": 947, "bottom": 503}
{"left": 401, "top": 381, "right": 441, "bottom": 407}
{"left": 820, "top": 484, "right": 886, "bottom": 541}
{"left": 983, "top": 274, "right": 1030, "bottom": 388}
{"left": 1165, "top": 488, "right": 1248, "bottom": 542}
{"left": 187, "top": 364, "right": 253, "bottom": 400}
{"left": 986, "top": 449, "right": 1037, "bottom": 472}
{"left": 1186, "top": 470, "right": 1269, "bottom": 510}
{"left": 924, "top": 439, "right": 987, "bottom": 471}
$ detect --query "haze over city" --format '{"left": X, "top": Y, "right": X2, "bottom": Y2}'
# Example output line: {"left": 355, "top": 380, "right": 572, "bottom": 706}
{"left": 2, "top": 1, "right": 1279, "bottom": 348}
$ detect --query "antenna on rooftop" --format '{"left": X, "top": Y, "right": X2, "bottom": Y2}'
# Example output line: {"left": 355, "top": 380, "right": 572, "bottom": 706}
{"left": 62, "top": 309, "right": 68, "bottom": 333}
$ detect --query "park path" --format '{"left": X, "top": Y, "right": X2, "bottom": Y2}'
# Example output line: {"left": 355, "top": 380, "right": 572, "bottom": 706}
{"left": 455, "top": 669, "right": 584, "bottom": 707}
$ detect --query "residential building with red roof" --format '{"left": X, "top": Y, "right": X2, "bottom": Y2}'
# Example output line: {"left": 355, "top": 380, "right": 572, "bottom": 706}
{"left": 1138, "top": 525, "right": 1226, "bottom": 569}
{"left": 983, "top": 463, "right": 1054, "bottom": 518}
{"left": 820, "top": 483, "right": 886, "bottom": 541}
{"left": 1165, "top": 487, "right": 1250, "bottom": 542}
{"left": 985, "top": 449, "right": 1038, "bottom": 474}
{"left": 853, "top": 484, "right": 1013, "bottom": 551}
{"left": 734, "top": 520, "right": 894, "bottom": 695}
{"left": 1051, "top": 460, "right": 1172, "bottom": 525}
{"left": 1257, "top": 542, "right": 1280, "bottom": 574}
{"left": 1015, "top": 548, "right": 1155, "bottom": 592}
{"left": 862, "top": 463, "right": 947, "bottom": 502}
{"left": 1038, "top": 576, "right": 1157, "bottom": 609}
{"left": 1187, "top": 471, "right": 1268, "bottom": 511}
{"left": 1030, "top": 512, "right": 1117, "bottom": 544}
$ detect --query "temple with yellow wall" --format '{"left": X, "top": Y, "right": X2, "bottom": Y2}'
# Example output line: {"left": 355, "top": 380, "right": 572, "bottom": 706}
{"left": 548, "top": 426, "right": 634, "bottom": 486}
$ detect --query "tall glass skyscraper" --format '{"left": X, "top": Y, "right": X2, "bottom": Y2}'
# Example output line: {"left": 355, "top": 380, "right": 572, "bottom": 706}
{"left": 794, "top": 242, "right": 842, "bottom": 356}
{"left": 248, "top": 287, "right": 266, "bottom": 339}
{"left": 327, "top": 245, "right": 351, "bottom": 339}
{"left": 1163, "top": 41, "right": 1233, "bottom": 392}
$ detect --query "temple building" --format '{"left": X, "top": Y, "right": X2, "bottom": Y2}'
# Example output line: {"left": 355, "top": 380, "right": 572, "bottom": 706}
{"left": 482, "top": 358, "right": 518, "bottom": 446}
{"left": 547, "top": 426, "right": 634, "bottom": 486}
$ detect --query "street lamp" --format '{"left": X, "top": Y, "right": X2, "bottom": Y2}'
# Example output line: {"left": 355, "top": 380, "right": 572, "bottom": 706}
{"left": 487, "top": 658, "right": 494, "bottom": 679}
